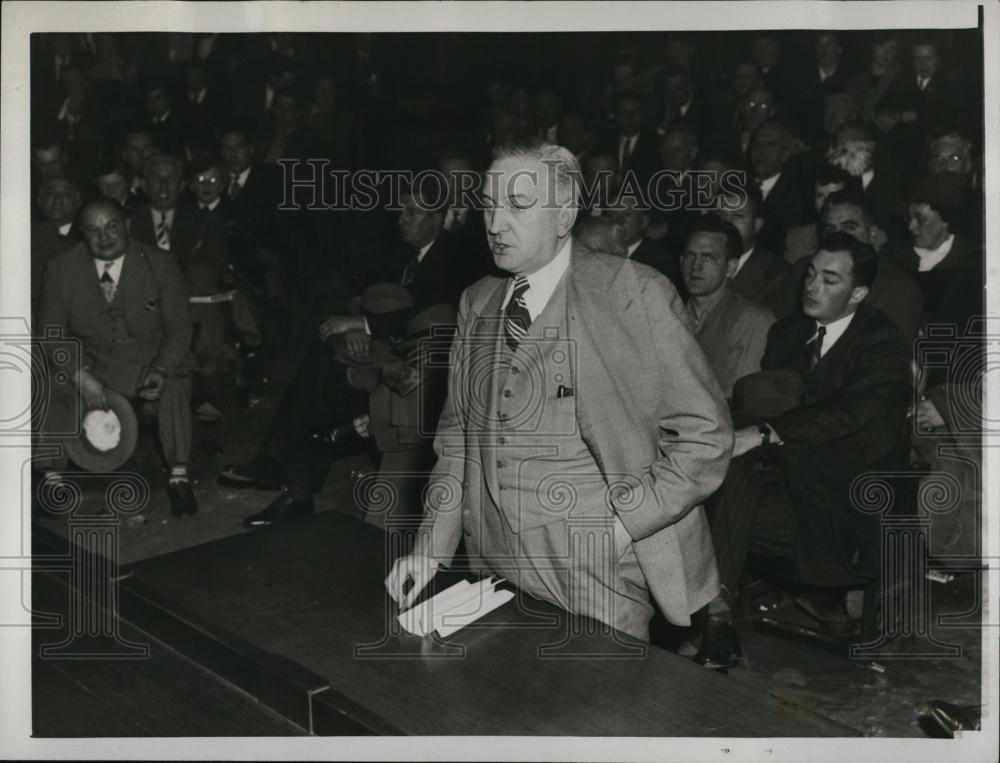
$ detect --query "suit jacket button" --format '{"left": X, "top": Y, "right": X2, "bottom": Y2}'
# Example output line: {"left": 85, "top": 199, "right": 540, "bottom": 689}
{"left": 503, "top": 389, "right": 512, "bottom": 398}
{"left": 497, "top": 436, "right": 506, "bottom": 445}
{"left": 497, "top": 459, "right": 505, "bottom": 468}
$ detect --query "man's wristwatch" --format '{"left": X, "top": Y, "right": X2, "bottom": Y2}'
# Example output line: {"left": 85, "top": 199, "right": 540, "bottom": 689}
{"left": 758, "top": 423, "right": 771, "bottom": 446}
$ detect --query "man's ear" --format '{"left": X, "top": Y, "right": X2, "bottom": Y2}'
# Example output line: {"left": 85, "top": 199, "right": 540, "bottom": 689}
{"left": 849, "top": 285, "right": 869, "bottom": 307}
{"left": 557, "top": 203, "right": 578, "bottom": 237}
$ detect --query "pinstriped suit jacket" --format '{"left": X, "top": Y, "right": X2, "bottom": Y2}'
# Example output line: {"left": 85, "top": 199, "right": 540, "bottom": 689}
{"left": 416, "top": 244, "right": 734, "bottom": 626}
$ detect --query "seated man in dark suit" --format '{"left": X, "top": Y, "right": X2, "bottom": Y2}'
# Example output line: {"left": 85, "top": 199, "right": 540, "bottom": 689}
{"left": 128, "top": 154, "right": 229, "bottom": 375}
{"left": 219, "top": 126, "right": 286, "bottom": 287}
{"left": 696, "top": 233, "right": 910, "bottom": 668}
{"left": 783, "top": 163, "right": 857, "bottom": 264}
{"left": 601, "top": 90, "right": 661, "bottom": 194}
{"left": 748, "top": 120, "right": 811, "bottom": 255}
{"left": 718, "top": 184, "right": 793, "bottom": 319}
{"left": 219, "top": 179, "right": 467, "bottom": 529}
{"left": 605, "top": 192, "right": 681, "bottom": 290}
{"left": 36, "top": 199, "right": 198, "bottom": 515}
{"left": 32, "top": 178, "right": 82, "bottom": 319}
{"left": 680, "top": 216, "right": 776, "bottom": 399}
{"left": 119, "top": 127, "right": 157, "bottom": 206}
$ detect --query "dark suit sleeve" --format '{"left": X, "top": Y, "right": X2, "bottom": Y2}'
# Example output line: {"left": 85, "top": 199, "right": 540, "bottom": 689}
{"left": 36, "top": 255, "right": 97, "bottom": 371}
{"left": 770, "top": 323, "right": 909, "bottom": 447}
{"left": 151, "top": 254, "right": 193, "bottom": 373}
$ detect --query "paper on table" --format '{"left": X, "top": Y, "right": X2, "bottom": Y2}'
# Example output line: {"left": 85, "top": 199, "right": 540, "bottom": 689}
{"left": 397, "top": 577, "right": 513, "bottom": 637}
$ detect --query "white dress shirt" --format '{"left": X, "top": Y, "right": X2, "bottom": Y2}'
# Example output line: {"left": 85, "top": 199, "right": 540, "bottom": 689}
{"left": 810, "top": 311, "right": 855, "bottom": 358}
{"left": 625, "top": 240, "right": 642, "bottom": 259}
{"left": 58, "top": 222, "right": 73, "bottom": 236}
{"left": 200, "top": 198, "right": 221, "bottom": 212}
{"left": 861, "top": 169, "right": 875, "bottom": 190}
{"left": 501, "top": 238, "right": 572, "bottom": 321}
{"left": 914, "top": 234, "right": 954, "bottom": 272}
{"left": 758, "top": 173, "right": 780, "bottom": 201}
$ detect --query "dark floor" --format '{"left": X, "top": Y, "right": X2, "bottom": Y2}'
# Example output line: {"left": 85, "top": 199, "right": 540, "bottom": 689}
{"left": 30, "top": 343, "right": 987, "bottom": 738}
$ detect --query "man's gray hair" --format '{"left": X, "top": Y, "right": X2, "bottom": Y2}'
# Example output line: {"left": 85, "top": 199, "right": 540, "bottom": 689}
{"left": 493, "top": 138, "right": 581, "bottom": 207}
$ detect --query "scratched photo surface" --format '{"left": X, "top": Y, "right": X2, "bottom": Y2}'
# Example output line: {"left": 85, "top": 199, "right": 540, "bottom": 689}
{"left": 2, "top": 2, "right": 997, "bottom": 762}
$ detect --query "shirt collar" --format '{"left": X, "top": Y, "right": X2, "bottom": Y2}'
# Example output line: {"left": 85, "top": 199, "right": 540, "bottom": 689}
{"left": 152, "top": 207, "right": 176, "bottom": 225}
{"left": 735, "top": 246, "right": 755, "bottom": 274}
{"left": 759, "top": 173, "right": 780, "bottom": 199}
{"left": 811, "top": 310, "right": 856, "bottom": 357}
{"left": 687, "top": 284, "right": 729, "bottom": 329}
{"left": 94, "top": 253, "right": 126, "bottom": 281}
{"left": 416, "top": 239, "right": 435, "bottom": 262}
{"left": 625, "top": 239, "right": 642, "bottom": 258}
{"left": 235, "top": 166, "right": 252, "bottom": 187}
{"left": 57, "top": 222, "right": 73, "bottom": 236}
{"left": 201, "top": 198, "right": 221, "bottom": 211}
{"left": 502, "top": 238, "right": 573, "bottom": 321}
{"left": 861, "top": 169, "right": 875, "bottom": 190}
{"left": 914, "top": 234, "right": 955, "bottom": 271}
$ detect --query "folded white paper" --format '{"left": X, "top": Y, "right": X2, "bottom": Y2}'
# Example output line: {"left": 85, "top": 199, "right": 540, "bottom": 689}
{"left": 397, "top": 577, "right": 514, "bottom": 637}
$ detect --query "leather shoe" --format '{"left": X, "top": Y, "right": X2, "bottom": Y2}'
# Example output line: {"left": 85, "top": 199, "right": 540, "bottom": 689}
{"left": 217, "top": 458, "right": 284, "bottom": 491}
{"left": 795, "top": 591, "right": 855, "bottom": 636}
{"left": 927, "top": 700, "right": 981, "bottom": 737}
{"left": 166, "top": 480, "right": 198, "bottom": 517}
{"left": 694, "top": 617, "right": 742, "bottom": 670}
{"left": 242, "top": 488, "right": 314, "bottom": 529}
{"left": 307, "top": 423, "right": 366, "bottom": 458}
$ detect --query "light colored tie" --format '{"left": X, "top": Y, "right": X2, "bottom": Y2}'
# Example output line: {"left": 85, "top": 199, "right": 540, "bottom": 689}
{"left": 100, "top": 262, "right": 116, "bottom": 303}
{"left": 156, "top": 211, "right": 171, "bottom": 250}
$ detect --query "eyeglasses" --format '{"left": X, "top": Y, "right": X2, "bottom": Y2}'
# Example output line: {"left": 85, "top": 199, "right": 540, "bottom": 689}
{"left": 195, "top": 175, "right": 221, "bottom": 184}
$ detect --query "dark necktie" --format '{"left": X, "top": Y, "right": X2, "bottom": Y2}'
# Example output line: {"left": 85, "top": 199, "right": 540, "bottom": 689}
{"left": 504, "top": 276, "right": 531, "bottom": 350}
{"left": 400, "top": 250, "right": 420, "bottom": 289}
{"left": 806, "top": 325, "right": 827, "bottom": 371}
{"left": 228, "top": 173, "right": 241, "bottom": 201}
{"left": 100, "top": 262, "right": 116, "bottom": 303}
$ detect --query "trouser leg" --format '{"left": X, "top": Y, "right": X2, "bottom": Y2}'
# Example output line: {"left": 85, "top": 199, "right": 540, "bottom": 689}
{"left": 154, "top": 374, "right": 193, "bottom": 468}
{"left": 708, "top": 457, "right": 769, "bottom": 596}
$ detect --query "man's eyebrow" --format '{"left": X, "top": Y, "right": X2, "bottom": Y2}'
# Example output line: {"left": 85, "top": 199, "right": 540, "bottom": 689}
{"left": 820, "top": 267, "right": 844, "bottom": 279}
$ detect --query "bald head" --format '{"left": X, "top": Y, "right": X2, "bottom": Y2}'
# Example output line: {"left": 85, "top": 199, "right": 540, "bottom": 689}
{"left": 79, "top": 199, "right": 129, "bottom": 261}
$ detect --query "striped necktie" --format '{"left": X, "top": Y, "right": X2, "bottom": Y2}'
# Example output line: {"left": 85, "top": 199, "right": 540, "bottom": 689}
{"left": 156, "top": 211, "right": 171, "bottom": 250}
{"left": 100, "top": 262, "right": 116, "bottom": 303}
{"left": 504, "top": 276, "right": 531, "bottom": 350}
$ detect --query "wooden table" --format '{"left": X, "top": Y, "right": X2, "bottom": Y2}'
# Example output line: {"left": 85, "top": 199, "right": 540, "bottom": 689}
{"left": 120, "top": 510, "right": 855, "bottom": 737}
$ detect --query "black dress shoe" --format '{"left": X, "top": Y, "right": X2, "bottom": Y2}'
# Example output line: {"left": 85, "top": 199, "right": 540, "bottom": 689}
{"left": 694, "top": 617, "right": 742, "bottom": 670}
{"left": 307, "top": 423, "right": 366, "bottom": 457}
{"left": 242, "top": 489, "right": 314, "bottom": 529}
{"left": 166, "top": 481, "right": 198, "bottom": 517}
{"left": 216, "top": 460, "right": 284, "bottom": 491}
{"left": 927, "top": 700, "right": 981, "bottom": 737}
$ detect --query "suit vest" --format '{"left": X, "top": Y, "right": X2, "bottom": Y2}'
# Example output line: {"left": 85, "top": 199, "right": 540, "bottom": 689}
{"left": 482, "top": 274, "right": 609, "bottom": 539}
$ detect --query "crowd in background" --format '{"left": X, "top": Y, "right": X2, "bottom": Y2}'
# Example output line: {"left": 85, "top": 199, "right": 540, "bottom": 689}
{"left": 30, "top": 29, "right": 985, "bottom": 596}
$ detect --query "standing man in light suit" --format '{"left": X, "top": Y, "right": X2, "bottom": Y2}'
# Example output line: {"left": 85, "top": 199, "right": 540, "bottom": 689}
{"left": 386, "top": 139, "right": 733, "bottom": 641}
